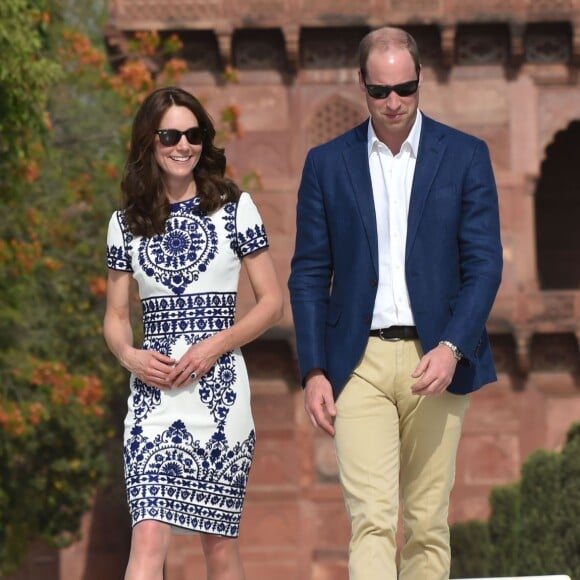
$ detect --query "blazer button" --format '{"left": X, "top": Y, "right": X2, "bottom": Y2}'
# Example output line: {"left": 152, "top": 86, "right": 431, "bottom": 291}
{"left": 363, "top": 315, "right": 372, "bottom": 325}
{"left": 370, "top": 278, "right": 378, "bottom": 287}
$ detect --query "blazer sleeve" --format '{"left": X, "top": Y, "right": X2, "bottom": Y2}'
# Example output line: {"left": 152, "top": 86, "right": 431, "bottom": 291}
{"left": 443, "top": 138, "right": 503, "bottom": 361}
{"left": 288, "top": 150, "right": 333, "bottom": 383}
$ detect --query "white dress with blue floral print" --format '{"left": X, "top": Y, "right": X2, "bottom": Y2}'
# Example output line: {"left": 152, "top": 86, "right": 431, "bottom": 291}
{"left": 106, "top": 192, "right": 268, "bottom": 537}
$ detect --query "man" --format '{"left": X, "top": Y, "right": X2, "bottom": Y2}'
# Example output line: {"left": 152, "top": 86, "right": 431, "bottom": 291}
{"left": 288, "top": 27, "right": 502, "bottom": 580}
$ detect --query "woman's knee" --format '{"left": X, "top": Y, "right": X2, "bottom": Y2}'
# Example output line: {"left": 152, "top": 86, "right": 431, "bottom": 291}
{"left": 131, "top": 520, "right": 172, "bottom": 553}
{"left": 201, "top": 534, "right": 241, "bottom": 566}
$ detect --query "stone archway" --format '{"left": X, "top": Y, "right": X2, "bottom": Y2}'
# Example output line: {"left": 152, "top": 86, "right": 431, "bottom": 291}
{"left": 535, "top": 120, "right": 580, "bottom": 289}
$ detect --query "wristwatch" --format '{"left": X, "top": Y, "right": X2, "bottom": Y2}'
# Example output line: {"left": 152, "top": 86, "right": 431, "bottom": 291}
{"left": 439, "top": 340, "right": 463, "bottom": 361}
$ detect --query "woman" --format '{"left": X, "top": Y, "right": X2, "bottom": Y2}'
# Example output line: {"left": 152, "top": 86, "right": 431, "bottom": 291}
{"left": 104, "top": 86, "right": 283, "bottom": 580}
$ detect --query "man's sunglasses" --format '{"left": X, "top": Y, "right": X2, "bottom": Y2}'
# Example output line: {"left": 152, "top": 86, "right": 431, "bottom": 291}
{"left": 364, "top": 79, "right": 419, "bottom": 100}
{"left": 155, "top": 127, "right": 204, "bottom": 147}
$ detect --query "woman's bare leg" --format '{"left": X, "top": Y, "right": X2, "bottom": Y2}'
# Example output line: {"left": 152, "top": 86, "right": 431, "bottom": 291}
{"left": 201, "top": 534, "right": 246, "bottom": 580}
{"left": 124, "top": 520, "right": 172, "bottom": 580}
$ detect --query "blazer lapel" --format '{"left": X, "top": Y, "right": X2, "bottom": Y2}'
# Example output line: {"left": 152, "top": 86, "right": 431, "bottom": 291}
{"left": 343, "top": 122, "right": 379, "bottom": 277}
{"left": 406, "top": 116, "right": 446, "bottom": 262}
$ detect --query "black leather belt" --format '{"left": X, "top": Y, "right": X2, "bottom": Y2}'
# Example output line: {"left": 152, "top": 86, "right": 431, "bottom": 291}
{"left": 370, "top": 326, "right": 418, "bottom": 340}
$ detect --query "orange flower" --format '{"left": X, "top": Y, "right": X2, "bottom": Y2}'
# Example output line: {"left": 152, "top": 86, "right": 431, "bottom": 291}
{"left": 27, "top": 402, "right": 46, "bottom": 425}
{"left": 89, "top": 276, "right": 107, "bottom": 297}
{"left": 43, "top": 257, "right": 63, "bottom": 271}
{"left": 24, "top": 160, "right": 41, "bottom": 183}
{"left": 0, "top": 402, "right": 28, "bottom": 437}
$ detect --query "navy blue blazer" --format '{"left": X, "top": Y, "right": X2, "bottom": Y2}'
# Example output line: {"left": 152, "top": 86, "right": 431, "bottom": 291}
{"left": 288, "top": 114, "right": 503, "bottom": 399}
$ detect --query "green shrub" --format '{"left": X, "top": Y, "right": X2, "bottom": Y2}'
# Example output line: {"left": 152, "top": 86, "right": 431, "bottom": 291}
{"left": 488, "top": 483, "right": 520, "bottom": 576}
{"left": 559, "top": 422, "right": 580, "bottom": 579}
{"left": 518, "top": 449, "right": 565, "bottom": 574}
{"left": 0, "top": 359, "right": 108, "bottom": 574}
{"left": 450, "top": 519, "right": 491, "bottom": 578}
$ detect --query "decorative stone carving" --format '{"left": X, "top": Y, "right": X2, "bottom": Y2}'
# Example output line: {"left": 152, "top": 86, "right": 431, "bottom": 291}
{"left": 234, "top": 30, "right": 286, "bottom": 70}
{"left": 525, "top": 24, "right": 572, "bottom": 63}
{"left": 440, "top": 24, "right": 456, "bottom": 68}
{"left": 527, "top": 0, "right": 572, "bottom": 13}
{"left": 301, "top": 28, "right": 364, "bottom": 69}
{"left": 490, "top": 334, "right": 518, "bottom": 375}
{"left": 456, "top": 24, "right": 509, "bottom": 65}
{"left": 510, "top": 22, "right": 526, "bottom": 69}
{"left": 282, "top": 25, "right": 300, "bottom": 71}
{"left": 530, "top": 333, "right": 578, "bottom": 371}
{"left": 390, "top": 0, "right": 439, "bottom": 11}
{"left": 458, "top": 0, "right": 513, "bottom": 9}
{"left": 405, "top": 25, "right": 442, "bottom": 68}
{"left": 515, "top": 329, "right": 532, "bottom": 374}
{"left": 534, "top": 294, "right": 576, "bottom": 321}
{"left": 116, "top": 0, "right": 223, "bottom": 20}
{"left": 178, "top": 31, "right": 221, "bottom": 71}
{"left": 301, "top": 0, "right": 370, "bottom": 14}
{"left": 306, "top": 95, "right": 367, "bottom": 149}
{"left": 243, "top": 0, "right": 288, "bottom": 19}
{"left": 215, "top": 26, "right": 233, "bottom": 68}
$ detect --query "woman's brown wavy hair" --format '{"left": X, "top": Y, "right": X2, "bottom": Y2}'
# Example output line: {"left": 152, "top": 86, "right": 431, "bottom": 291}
{"left": 121, "top": 86, "right": 241, "bottom": 236}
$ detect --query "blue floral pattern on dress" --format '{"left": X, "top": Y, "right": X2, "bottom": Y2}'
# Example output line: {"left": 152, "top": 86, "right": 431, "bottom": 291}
{"left": 124, "top": 421, "right": 255, "bottom": 536}
{"left": 131, "top": 378, "right": 161, "bottom": 422}
{"left": 223, "top": 200, "right": 268, "bottom": 257}
{"left": 106, "top": 211, "right": 134, "bottom": 271}
{"left": 106, "top": 192, "right": 266, "bottom": 537}
{"left": 198, "top": 353, "right": 237, "bottom": 427}
{"left": 138, "top": 204, "right": 218, "bottom": 295}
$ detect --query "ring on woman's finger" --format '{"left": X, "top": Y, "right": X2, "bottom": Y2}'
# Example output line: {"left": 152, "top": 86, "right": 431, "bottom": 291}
{"left": 190, "top": 372, "right": 197, "bottom": 379}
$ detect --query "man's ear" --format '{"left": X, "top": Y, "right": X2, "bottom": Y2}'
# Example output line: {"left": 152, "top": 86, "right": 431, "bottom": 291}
{"left": 358, "top": 69, "right": 366, "bottom": 93}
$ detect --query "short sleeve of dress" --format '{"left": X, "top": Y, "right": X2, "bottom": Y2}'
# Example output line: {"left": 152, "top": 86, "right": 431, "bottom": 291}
{"left": 233, "top": 191, "right": 269, "bottom": 259}
{"left": 106, "top": 211, "right": 133, "bottom": 272}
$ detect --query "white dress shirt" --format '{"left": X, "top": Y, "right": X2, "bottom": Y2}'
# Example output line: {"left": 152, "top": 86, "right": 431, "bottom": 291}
{"left": 367, "top": 112, "right": 422, "bottom": 329}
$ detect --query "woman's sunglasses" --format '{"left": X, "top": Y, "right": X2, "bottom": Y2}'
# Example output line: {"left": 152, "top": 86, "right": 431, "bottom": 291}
{"left": 155, "top": 127, "right": 204, "bottom": 147}
{"left": 364, "top": 79, "right": 419, "bottom": 100}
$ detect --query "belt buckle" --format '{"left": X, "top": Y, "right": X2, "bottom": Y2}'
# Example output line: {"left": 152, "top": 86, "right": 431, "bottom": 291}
{"left": 379, "top": 328, "right": 400, "bottom": 341}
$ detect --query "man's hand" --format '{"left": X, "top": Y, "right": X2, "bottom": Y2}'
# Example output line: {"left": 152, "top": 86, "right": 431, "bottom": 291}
{"left": 410, "top": 343, "right": 458, "bottom": 396}
{"left": 304, "top": 370, "right": 337, "bottom": 437}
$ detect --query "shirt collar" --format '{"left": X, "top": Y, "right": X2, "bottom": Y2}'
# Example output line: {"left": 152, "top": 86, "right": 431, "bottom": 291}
{"left": 367, "top": 110, "right": 423, "bottom": 158}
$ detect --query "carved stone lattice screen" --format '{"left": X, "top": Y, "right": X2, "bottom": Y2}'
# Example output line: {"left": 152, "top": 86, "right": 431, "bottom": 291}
{"left": 525, "top": 22, "right": 572, "bottom": 63}
{"left": 169, "top": 30, "right": 221, "bottom": 71}
{"left": 530, "top": 333, "right": 579, "bottom": 371}
{"left": 301, "top": 27, "right": 367, "bottom": 69}
{"left": 456, "top": 24, "right": 510, "bottom": 65}
{"left": 233, "top": 29, "right": 287, "bottom": 70}
{"left": 405, "top": 25, "right": 442, "bottom": 68}
{"left": 306, "top": 95, "right": 367, "bottom": 149}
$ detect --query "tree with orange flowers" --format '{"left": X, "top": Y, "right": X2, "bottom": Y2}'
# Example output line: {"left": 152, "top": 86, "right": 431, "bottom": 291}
{"left": 0, "top": 1, "right": 192, "bottom": 574}
{"left": 1, "top": 0, "right": 252, "bottom": 574}
{"left": 0, "top": 0, "right": 60, "bottom": 182}
{"left": 0, "top": 0, "right": 120, "bottom": 572}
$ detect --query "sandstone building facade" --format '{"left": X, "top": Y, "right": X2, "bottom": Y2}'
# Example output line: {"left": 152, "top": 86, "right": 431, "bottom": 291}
{"left": 12, "top": 1, "right": 580, "bottom": 578}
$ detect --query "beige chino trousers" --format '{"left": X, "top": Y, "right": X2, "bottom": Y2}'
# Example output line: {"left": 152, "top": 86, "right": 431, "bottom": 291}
{"left": 334, "top": 337, "right": 470, "bottom": 580}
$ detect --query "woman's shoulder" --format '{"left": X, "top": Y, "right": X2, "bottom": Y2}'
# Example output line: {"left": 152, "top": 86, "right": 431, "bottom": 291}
{"left": 221, "top": 190, "right": 252, "bottom": 211}
{"left": 107, "top": 209, "right": 132, "bottom": 235}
